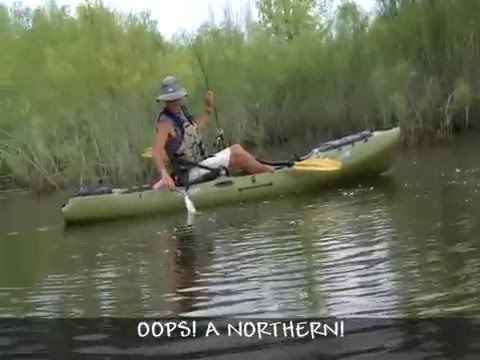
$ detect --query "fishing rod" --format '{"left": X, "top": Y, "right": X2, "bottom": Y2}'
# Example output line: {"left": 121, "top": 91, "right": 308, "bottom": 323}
{"left": 192, "top": 43, "right": 227, "bottom": 150}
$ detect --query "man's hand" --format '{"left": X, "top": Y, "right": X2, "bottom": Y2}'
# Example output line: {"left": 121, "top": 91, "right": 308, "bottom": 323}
{"left": 161, "top": 169, "right": 176, "bottom": 190}
{"left": 205, "top": 90, "right": 214, "bottom": 109}
{"left": 195, "top": 90, "right": 214, "bottom": 130}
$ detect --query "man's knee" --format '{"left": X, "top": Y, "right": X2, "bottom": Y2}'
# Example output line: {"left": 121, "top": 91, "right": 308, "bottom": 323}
{"left": 229, "top": 143, "right": 245, "bottom": 155}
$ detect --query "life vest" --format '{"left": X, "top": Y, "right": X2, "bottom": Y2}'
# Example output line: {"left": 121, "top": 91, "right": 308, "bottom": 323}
{"left": 156, "top": 106, "right": 207, "bottom": 168}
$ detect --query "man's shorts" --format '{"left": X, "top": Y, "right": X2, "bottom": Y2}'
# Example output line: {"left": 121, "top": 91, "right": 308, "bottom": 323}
{"left": 188, "top": 147, "right": 231, "bottom": 183}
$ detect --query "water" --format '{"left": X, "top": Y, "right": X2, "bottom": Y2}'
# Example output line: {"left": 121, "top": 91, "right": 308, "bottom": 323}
{"left": 1, "top": 138, "right": 480, "bottom": 357}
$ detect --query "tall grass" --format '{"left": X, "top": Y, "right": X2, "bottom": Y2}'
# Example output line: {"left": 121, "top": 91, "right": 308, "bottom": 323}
{"left": 1, "top": 0, "right": 480, "bottom": 191}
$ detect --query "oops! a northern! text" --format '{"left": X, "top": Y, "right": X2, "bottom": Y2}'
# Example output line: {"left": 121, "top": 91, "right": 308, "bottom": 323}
{"left": 137, "top": 320, "right": 344, "bottom": 340}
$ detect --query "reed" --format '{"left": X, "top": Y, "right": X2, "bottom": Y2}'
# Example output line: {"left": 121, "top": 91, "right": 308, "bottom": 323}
{"left": 1, "top": 0, "right": 480, "bottom": 191}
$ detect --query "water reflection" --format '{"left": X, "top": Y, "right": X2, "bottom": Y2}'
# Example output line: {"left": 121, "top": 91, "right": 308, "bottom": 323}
{"left": 2, "top": 149, "right": 480, "bottom": 358}
{"left": 1, "top": 140, "right": 480, "bottom": 321}
{"left": 159, "top": 216, "right": 203, "bottom": 316}
{"left": 173, "top": 180, "right": 402, "bottom": 318}
{"left": 303, "top": 189, "right": 401, "bottom": 317}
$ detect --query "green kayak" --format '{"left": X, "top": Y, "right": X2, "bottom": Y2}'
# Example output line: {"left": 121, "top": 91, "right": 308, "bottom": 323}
{"left": 61, "top": 126, "right": 401, "bottom": 225}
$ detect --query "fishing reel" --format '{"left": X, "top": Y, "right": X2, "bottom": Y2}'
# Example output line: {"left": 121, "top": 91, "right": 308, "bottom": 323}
{"left": 213, "top": 128, "right": 226, "bottom": 150}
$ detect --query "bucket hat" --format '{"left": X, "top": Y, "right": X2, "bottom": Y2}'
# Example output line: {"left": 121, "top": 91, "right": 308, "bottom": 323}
{"left": 156, "top": 75, "right": 188, "bottom": 102}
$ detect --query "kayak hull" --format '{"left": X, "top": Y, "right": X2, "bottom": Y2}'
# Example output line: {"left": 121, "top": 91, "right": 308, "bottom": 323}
{"left": 61, "top": 127, "right": 401, "bottom": 225}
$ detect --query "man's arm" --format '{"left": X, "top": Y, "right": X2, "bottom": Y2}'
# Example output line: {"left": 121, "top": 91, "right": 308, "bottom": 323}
{"left": 194, "top": 90, "right": 214, "bottom": 130}
{"left": 153, "top": 121, "right": 172, "bottom": 175}
{"left": 194, "top": 107, "right": 212, "bottom": 130}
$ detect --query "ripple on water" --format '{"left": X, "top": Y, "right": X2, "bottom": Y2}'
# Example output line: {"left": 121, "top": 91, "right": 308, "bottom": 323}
{"left": 172, "top": 195, "right": 405, "bottom": 318}
{"left": 3, "top": 149, "right": 480, "bottom": 358}
{"left": 2, "top": 160, "right": 480, "bottom": 321}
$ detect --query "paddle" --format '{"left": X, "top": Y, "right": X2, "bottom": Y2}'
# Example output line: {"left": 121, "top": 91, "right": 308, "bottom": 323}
{"left": 145, "top": 157, "right": 340, "bottom": 217}
{"left": 172, "top": 158, "right": 340, "bottom": 213}
{"left": 143, "top": 148, "right": 342, "bottom": 172}
{"left": 141, "top": 147, "right": 153, "bottom": 158}
{"left": 169, "top": 159, "right": 340, "bottom": 214}
{"left": 291, "top": 158, "right": 343, "bottom": 171}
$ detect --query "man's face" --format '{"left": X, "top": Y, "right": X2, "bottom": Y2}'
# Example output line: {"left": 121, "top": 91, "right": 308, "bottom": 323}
{"left": 165, "top": 98, "right": 184, "bottom": 111}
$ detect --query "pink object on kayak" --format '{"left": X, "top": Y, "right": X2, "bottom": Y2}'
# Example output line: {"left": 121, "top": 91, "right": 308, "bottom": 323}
{"left": 153, "top": 179, "right": 166, "bottom": 190}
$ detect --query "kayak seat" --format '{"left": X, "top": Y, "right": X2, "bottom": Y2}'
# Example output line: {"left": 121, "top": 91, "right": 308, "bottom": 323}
{"left": 169, "top": 156, "right": 230, "bottom": 189}
{"left": 176, "top": 167, "right": 226, "bottom": 187}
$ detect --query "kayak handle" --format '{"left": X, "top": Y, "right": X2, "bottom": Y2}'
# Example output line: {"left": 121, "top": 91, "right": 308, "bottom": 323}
{"left": 214, "top": 180, "right": 234, "bottom": 188}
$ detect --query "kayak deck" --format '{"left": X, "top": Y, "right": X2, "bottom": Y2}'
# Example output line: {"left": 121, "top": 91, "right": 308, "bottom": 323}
{"left": 61, "top": 126, "right": 401, "bottom": 225}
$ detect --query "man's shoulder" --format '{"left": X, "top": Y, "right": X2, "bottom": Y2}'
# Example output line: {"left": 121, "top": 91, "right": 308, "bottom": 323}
{"left": 157, "top": 111, "right": 172, "bottom": 123}
{"left": 155, "top": 113, "right": 174, "bottom": 133}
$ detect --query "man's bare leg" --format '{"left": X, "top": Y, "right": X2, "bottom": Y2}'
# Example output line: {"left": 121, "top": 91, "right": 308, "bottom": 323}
{"left": 227, "top": 144, "right": 275, "bottom": 174}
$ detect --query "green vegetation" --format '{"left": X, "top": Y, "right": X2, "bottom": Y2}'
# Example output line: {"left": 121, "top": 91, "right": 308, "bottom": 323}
{"left": 1, "top": 0, "right": 480, "bottom": 191}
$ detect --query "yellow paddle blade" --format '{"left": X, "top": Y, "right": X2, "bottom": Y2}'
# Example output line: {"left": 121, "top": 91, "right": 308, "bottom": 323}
{"left": 141, "top": 147, "right": 153, "bottom": 159}
{"left": 292, "top": 157, "right": 342, "bottom": 171}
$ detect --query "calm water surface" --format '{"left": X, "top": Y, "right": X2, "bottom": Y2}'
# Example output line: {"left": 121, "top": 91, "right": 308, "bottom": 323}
{"left": 1, "top": 139, "right": 480, "bottom": 321}
{"left": 0, "top": 139, "right": 480, "bottom": 359}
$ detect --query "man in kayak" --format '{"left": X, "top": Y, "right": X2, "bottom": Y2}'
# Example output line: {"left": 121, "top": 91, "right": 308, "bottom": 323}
{"left": 152, "top": 75, "right": 275, "bottom": 190}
